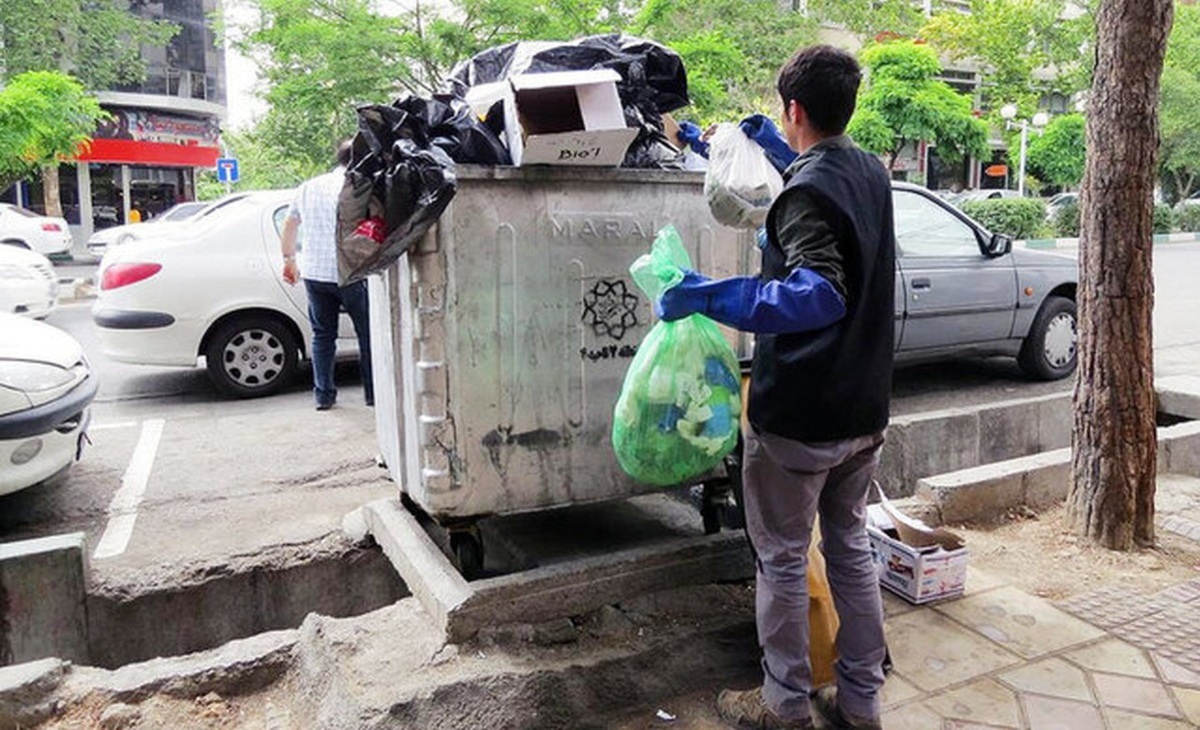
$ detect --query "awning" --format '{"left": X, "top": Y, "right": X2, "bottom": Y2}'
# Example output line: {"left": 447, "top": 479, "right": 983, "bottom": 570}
{"left": 74, "top": 138, "right": 219, "bottom": 168}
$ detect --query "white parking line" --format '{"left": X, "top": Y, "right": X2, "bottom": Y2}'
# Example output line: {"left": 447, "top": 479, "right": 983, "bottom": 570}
{"left": 93, "top": 418, "right": 165, "bottom": 560}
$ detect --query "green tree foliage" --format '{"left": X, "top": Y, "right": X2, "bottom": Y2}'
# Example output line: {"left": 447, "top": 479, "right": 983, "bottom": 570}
{"left": 1026, "top": 113, "right": 1085, "bottom": 188}
{"left": 846, "top": 41, "right": 989, "bottom": 170}
{"left": 0, "top": 0, "right": 177, "bottom": 88}
{"left": 0, "top": 72, "right": 108, "bottom": 192}
{"left": 194, "top": 127, "right": 327, "bottom": 200}
{"left": 804, "top": 0, "right": 926, "bottom": 39}
{"left": 632, "top": 0, "right": 817, "bottom": 120}
{"left": 920, "top": 0, "right": 1094, "bottom": 113}
{"left": 1158, "top": 4, "right": 1200, "bottom": 204}
{"left": 960, "top": 197, "right": 1046, "bottom": 239}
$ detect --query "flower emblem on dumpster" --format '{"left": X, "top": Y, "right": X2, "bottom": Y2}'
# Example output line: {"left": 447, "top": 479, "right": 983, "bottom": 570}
{"left": 582, "top": 279, "right": 641, "bottom": 341}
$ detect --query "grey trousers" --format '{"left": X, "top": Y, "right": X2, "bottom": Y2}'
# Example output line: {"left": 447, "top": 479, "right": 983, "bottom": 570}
{"left": 742, "top": 423, "right": 888, "bottom": 722}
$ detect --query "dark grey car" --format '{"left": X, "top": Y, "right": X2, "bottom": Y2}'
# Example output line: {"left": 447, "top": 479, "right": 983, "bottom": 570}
{"left": 892, "top": 183, "right": 1078, "bottom": 380}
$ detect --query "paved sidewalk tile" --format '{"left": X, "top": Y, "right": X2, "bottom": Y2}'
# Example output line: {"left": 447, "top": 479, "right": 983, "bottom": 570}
{"left": 1063, "top": 638, "right": 1158, "bottom": 679}
{"left": 1021, "top": 695, "right": 1105, "bottom": 730}
{"left": 998, "top": 657, "right": 1094, "bottom": 703}
{"left": 937, "top": 586, "right": 1105, "bottom": 659}
{"left": 881, "top": 702, "right": 944, "bottom": 730}
{"left": 1101, "top": 709, "right": 1194, "bottom": 729}
{"left": 885, "top": 610, "right": 1021, "bottom": 692}
{"left": 1092, "top": 672, "right": 1182, "bottom": 717}
{"left": 1158, "top": 578, "right": 1200, "bottom": 604}
{"left": 880, "top": 674, "right": 922, "bottom": 709}
{"left": 1112, "top": 603, "right": 1200, "bottom": 674}
{"left": 1155, "top": 654, "right": 1200, "bottom": 689}
{"left": 924, "top": 677, "right": 1022, "bottom": 728}
{"left": 1172, "top": 686, "right": 1200, "bottom": 725}
{"left": 1056, "top": 585, "right": 1176, "bottom": 629}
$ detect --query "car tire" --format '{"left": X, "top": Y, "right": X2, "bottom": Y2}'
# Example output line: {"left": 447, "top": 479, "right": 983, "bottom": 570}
{"left": 204, "top": 315, "right": 298, "bottom": 398}
{"left": 1018, "top": 295, "right": 1077, "bottom": 380}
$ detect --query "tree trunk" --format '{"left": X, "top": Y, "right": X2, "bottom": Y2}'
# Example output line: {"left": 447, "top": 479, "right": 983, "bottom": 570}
{"left": 41, "top": 165, "right": 64, "bottom": 219}
{"left": 1067, "top": 0, "right": 1172, "bottom": 550}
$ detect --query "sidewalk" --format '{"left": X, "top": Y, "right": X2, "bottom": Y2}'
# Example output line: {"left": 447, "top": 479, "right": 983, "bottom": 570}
{"left": 873, "top": 570, "right": 1200, "bottom": 729}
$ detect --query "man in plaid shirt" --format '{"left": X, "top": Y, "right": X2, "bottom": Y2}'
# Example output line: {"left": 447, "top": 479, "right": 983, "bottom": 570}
{"left": 280, "top": 142, "right": 373, "bottom": 411}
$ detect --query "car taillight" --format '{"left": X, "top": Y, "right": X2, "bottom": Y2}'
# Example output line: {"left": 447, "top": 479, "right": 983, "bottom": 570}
{"left": 41, "top": 222, "right": 62, "bottom": 232}
{"left": 102, "top": 263, "right": 162, "bottom": 290}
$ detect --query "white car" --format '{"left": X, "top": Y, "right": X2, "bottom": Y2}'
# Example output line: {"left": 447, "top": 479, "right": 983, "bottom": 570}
{"left": 92, "top": 189, "right": 358, "bottom": 398}
{"left": 86, "top": 201, "right": 211, "bottom": 257}
{"left": 0, "top": 313, "right": 96, "bottom": 496}
{"left": 0, "top": 245, "right": 59, "bottom": 318}
{"left": 0, "top": 204, "right": 73, "bottom": 257}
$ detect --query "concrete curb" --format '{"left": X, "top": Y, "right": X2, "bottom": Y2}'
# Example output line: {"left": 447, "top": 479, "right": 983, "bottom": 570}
{"left": 362, "top": 498, "right": 755, "bottom": 643}
{"left": 0, "top": 658, "right": 68, "bottom": 728}
{"left": 57, "top": 277, "right": 95, "bottom": 303}
{"left": 916, "top": 420, "right": 1200, "bottom": 525}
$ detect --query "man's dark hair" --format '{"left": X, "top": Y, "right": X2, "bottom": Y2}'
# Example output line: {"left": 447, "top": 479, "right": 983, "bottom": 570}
{"left": 336, "top": 139, "right": 353, "bottom": 167}
{"left": 777, "top": 45, "right": 862, "bottom": 136}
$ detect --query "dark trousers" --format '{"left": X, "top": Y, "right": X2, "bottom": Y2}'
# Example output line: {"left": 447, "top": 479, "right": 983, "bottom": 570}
{"left": 743, "top": 424, "right": 888, "bottom": 722}
{"left": 304, "top": 278, "right": 372, "bottom": 406}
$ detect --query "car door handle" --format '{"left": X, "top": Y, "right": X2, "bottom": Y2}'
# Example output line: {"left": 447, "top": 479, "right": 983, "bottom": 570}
{"left": 911, "top": 277, "right": 932, "bottom": 290}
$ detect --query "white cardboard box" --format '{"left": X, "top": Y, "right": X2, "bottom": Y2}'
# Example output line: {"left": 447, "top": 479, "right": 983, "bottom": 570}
{"left": 502, "top": 69, "right": 639, "bottom": 167}
{"left": 867, "top": 505, "right": 968, "bottom": 604}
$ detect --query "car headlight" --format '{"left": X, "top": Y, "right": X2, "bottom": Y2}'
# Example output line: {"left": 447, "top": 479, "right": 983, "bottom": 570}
{"left": 0, "top": 360, "right": 75, "bottom": 392}
{"left": 0, "top": 263, "right": 35, "bottom": 281}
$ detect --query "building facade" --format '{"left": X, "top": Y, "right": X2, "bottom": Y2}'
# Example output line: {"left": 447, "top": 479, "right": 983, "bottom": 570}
{"left": 4, "top": 0, "right": 226, "bottom": 244}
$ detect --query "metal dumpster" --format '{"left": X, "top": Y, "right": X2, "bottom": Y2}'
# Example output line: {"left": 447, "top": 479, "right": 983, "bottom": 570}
{"left": 371, "top": 165, "right": 752, "bottom": 568}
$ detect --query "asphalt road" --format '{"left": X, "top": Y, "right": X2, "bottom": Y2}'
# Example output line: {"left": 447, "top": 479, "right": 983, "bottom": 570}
{"left": 4, "top": 243, "right": 1199, "bottom": 587}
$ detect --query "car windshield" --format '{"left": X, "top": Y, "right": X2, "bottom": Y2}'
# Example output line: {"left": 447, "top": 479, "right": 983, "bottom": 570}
{"left": 157, "top": 202, "right": 208, "bottom": 222}
{"left": 1, "top": 204, "right": 40, "bottom": 219}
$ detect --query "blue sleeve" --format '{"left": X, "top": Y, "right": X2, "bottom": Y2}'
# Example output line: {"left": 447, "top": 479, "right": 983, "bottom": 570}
{"left": 657, "top": 269, "right": 846, "bottom": 334}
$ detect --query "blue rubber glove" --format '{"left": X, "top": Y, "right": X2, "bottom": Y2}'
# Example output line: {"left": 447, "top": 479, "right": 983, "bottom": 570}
{"left": 739, "top": 114, "right": 798, "bottom": 173}
{"left": 656, "top": 269, "right": 846, "bottom": 334}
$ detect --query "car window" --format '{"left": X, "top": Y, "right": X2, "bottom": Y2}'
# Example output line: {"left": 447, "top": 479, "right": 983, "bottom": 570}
{"left": 159, "top": 203, "right": 207, "bottom": 222}
{"left": 272, "top": 206, "right": 289, "bottom": 238}
{"left": 2, "top": 204, "right": 39, "bottom": 219}
{"left": 892, "top": 189, "right": 981, "bottom": 258}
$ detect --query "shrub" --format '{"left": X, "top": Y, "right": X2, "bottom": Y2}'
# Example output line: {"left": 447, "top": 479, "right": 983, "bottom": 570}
{"left": 1154, "top": 204, "right": 1174, "bottom": 234}
{"left": 1052, "top": 200, "right": 1081, "bottom": 238}
{"left": 1175, "top": 205, "right": 1200, "bottom": 233}
{"left": 960, "top": 198, "right": 1047, "bottom": 239}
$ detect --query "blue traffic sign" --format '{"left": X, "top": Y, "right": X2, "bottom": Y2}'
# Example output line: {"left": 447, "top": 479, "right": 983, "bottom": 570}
{"left": 216, "top": 157, "right": 240, "bottom": 184}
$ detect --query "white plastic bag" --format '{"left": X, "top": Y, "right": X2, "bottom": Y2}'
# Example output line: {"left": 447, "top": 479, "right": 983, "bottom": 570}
{"left": 704, "top": 123, "right": 784, "bottom": 229}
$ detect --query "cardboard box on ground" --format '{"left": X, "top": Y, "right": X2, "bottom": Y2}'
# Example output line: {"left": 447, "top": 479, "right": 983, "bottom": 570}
{"left": 867, "top": 488, "right": 968, "bottom": 604}
{"left": 467, "top": 69, "right": 640, "bottom": 167}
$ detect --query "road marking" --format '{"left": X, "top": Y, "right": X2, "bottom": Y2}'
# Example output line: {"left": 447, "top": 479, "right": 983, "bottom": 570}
{"left": 89, "top": 420, "right": 139, "bottom": 432}
{"left": 93, "top": 418, "right": 165, "bottom": 560}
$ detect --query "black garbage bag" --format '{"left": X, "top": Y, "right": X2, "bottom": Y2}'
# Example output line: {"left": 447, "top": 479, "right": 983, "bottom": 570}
{"left": 336, "top": 96, "right": 490, "bottom": 285}
{"left": 447, "top": 34, "right": 690, "bottom": 168}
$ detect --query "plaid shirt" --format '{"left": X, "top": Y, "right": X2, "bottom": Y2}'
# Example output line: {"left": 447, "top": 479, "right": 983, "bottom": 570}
{"left": 287, "top": 167, "right": 346, "bottom": 284}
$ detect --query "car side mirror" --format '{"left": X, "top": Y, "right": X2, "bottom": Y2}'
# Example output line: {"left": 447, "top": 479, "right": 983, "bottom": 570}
{"left": 986, "top": 233, "right": 1012, "bottom": 257}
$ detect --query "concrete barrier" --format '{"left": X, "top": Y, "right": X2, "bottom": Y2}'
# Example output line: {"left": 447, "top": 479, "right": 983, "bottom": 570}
{"left": 916, "top": 421, "right": 1200, "bottom": 524}
{"left": 0, "top": 533, "right": 89, "bottom": 667}
{"left": 878, "top": 393, "right": 1072, "bottom": 497}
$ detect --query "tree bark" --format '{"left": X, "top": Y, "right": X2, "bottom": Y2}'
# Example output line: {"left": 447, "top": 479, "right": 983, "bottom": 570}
{"left": 1068, "top": 0, "right": 1172, "bottom": 550}
{"left": 41, "top": 165, "right": 63, "bottom": 219}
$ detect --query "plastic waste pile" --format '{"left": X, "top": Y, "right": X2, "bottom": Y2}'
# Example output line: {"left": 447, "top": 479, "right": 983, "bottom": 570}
{"left": 612, "top": 225, "right": 741, "bottom": 486}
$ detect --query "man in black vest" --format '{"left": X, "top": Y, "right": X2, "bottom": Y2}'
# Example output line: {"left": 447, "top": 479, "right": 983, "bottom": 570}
{"left": 658, "top": 45, "right": 895, "bottom": 729}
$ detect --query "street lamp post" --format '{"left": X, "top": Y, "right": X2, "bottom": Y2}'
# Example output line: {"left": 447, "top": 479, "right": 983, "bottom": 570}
{"left": 1000, "top": 104, "right": 1050, "bottom": 197}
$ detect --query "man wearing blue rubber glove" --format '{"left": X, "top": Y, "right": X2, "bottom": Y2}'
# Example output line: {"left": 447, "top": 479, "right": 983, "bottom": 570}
{"left": 663, "top": 46, "right": 895, "bottom": 730}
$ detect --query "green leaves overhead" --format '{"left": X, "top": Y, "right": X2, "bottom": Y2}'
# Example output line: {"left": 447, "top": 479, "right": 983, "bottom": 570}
{"left": 0, "top": 71, "right": 108, "bottom": 190}
{"left": 1026, "top": 113, "right": 1084, "bottom": 188}
{"left": 848, "top": 41, "right": 989, "bottom": 169}
{"left": 0, "top": 0, "right": 178, "bottom": 88}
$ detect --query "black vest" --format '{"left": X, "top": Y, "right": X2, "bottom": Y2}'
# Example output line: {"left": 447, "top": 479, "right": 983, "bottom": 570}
{"left": 749, "top": 143, "right": 896, "bottom": 442}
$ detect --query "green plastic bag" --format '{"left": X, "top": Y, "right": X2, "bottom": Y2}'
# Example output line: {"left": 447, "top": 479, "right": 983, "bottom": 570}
{"left": 612, "top": 225, "right": 742, "bottom": 486}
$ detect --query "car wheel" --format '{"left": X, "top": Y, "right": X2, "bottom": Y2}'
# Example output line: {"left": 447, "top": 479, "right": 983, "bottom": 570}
{"left": 204, "top": 315, "right": 298, "bottom": 398}
{"left": 1018, "top": 295, "right": 1077, "bottom": 380}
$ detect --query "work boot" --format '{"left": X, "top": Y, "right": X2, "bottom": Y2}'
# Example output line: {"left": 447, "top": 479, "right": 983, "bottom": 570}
{"left": 716, "top": 687, "right": 814, "bottom": 729}
{"left": 810, "top": 686, "right": 883, "bottom": 730}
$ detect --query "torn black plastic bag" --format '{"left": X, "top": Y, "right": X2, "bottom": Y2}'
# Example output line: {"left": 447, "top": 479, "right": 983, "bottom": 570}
{"left": 447, "top": 35, "right": 689, "bottom": 167}
{"left": 363, "top": 95, "right": 510, "bottom": 166}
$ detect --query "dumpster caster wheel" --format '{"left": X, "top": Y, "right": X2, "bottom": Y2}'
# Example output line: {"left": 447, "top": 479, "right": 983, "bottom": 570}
{"left": 451, "top": 531, "right": 484, "bottom": 580}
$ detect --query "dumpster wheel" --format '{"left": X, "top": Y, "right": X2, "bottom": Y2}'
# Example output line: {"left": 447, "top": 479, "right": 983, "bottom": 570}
{"left": 450, "top": 528, "right": 485, "bottom": 580}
